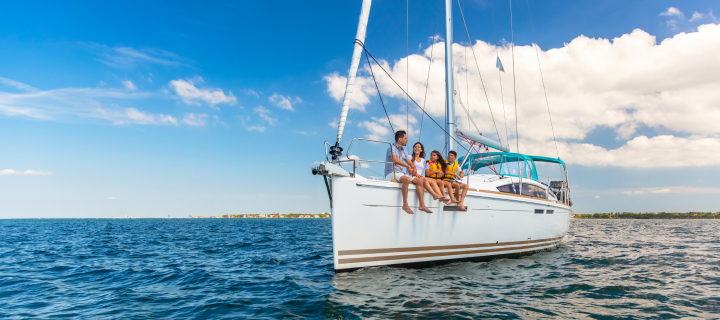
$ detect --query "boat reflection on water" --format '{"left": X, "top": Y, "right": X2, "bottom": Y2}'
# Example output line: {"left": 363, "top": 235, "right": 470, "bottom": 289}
{"left": 326, "top": 248, "right": 572, "bottom": 317}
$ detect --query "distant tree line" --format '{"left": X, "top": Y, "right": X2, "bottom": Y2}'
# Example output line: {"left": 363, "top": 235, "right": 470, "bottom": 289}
{"left": 220, "top": 213, "right": 331, "bottom": 218}
{"left": 573, "top": 212, "right": 720, "bottom": 219}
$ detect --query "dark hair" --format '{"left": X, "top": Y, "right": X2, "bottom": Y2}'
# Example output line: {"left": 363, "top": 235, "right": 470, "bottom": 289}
{"left": 430, "top": 150, "right": 447, "bottom": 171}
{"left": 448, "top": 150, "right": 457, "bottom": 157}
{"left": 394, "top": 130, "right": 406, "bottom": 142}
{"left": 412, "top": 142, "right": 425, "bottom": 159}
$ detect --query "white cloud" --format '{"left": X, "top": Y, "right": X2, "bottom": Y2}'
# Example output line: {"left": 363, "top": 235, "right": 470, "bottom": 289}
{"left": 181, "top": 113, "right": 207, "bottom": 126}
{"left": 99, "top": 46, "right": 189, "bottom": 67}
{"left": 254, "top": 106, "right": 277, "bottom": 124}
{"left": 110, "top": 108, "right": 177, "bottom": 126}
{"left": 0, "top": 169, "right": 53, "bottom": 176}
{"left": 328, "top": 118, "right": 339, "bottom": 128}
{"left": 0, "top": 77, "right": 39, "bottom": 92}
{"left": 122, "top": 80, "right": 136, "bottom": 90}
{"left": 660, "top": 7, "right": 684, "bottom": 17}
{"left": 247, "top": 126, "right": 266, "bottom": 132}
{"left": 690, "top": 10, "right": 717, "bottom": 22}
{"left": 621, "top": 186, "right": 720, "bottom": 195}
{"left": 356, "top": 113, "right": 418, "bottom": 141}
{"left": 0, "top": 79, "right": 181, "bottom": 126}
{"left": 521, "top": 135, "right": 720, "bottom": 168}
{"left": 242, "top": 89, "right": 260, "bottom": 98}
{"left": 169, "top": 78, "right": 237, "bottom": 106}
{"left": 323, "top": 72, "right": 374, "bottom": 111}
{"left": 325, "top": 24, "right": 720, "bottom": 168}
{"left": 268, "top": 93, "right": 297, "bottom": 111}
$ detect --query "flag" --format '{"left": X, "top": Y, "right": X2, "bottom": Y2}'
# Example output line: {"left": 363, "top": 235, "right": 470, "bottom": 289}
{"left": 496, "top": 56, "right": 505, "bottom": 72}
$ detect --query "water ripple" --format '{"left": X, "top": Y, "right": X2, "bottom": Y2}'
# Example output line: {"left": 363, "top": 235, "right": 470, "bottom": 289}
{"left": 1, "top": 219, "right": 719, "bottom": 319}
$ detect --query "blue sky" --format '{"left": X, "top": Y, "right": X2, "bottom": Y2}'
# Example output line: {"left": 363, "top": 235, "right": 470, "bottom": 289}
{"left": 1, "top": 0, "right": 719, "bottom": 218}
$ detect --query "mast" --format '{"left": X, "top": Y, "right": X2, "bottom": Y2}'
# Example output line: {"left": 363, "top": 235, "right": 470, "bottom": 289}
{"left": 444, "top": 0, "right": 456, "bottom": 152}
{"left": 333, "top": 0, "right": 372, "bottom": 160}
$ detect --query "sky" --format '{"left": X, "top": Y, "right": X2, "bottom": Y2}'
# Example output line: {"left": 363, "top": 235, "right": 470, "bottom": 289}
{"left": 1, "top": 0, "right": 719, "bottom": 218}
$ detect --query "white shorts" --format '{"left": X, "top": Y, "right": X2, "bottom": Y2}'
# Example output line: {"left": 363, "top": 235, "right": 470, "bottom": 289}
{"left": 386, "top": 172, "right": 413, "bottom": 182}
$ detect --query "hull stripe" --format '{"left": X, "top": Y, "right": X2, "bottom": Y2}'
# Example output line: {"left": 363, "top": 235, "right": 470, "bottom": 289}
{"left": 338, "top": 240, "right": 561, "bottom": 264}
{"left": 337, "top": 236, "right": 562, "bottom": 256}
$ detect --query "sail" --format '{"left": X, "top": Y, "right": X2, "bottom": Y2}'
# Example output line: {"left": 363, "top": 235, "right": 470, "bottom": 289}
{"left": 336, "top": 0, "right": 372, "bottom": 144}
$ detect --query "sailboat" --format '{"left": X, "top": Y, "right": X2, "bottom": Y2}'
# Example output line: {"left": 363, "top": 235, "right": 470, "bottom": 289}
{"left": 313, "top": 0, "right": 572, "bottom": 272}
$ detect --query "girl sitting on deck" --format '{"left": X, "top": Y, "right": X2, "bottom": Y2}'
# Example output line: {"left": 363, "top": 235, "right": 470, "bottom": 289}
{"left": 425, "top": 151, "right": 459, "bottom": 205}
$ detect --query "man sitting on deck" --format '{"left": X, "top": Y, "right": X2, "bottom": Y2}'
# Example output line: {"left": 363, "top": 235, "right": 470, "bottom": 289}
{"left": 444, "top": 151, "right": 469, "bottom": 211}
{"left": 385, "top": 130, "right": 432, "bottom": 214}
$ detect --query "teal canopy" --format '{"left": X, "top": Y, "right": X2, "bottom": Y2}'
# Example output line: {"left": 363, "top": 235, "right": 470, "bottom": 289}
{"left": 459, "top": 152, "right": 565, "bottom": 181}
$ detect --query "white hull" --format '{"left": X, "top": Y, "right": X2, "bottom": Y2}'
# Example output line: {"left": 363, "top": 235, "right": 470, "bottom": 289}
{"left": 331, "top": 176, "right": 572, "bottom": 272}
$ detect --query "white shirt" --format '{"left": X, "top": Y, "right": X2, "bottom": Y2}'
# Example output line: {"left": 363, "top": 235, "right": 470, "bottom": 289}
{"left": 407, "top": 158, "right": 425, "bottom": 176}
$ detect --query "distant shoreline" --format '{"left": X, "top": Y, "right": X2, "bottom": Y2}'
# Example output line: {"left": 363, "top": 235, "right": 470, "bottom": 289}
{"left": 220, "top": 213, "right": 331, "bottom": 219}
{"left": 573, "top": 212, "right": 719, "bottom": 219}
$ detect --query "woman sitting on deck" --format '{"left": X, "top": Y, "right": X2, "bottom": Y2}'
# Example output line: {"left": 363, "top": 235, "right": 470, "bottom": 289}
{"left": 409, "top": 143, "right": 449, "bottom": 204}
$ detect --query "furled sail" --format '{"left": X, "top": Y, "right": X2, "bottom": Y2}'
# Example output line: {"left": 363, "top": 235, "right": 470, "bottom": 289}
{"left": 336, "top": 0, "right": 372, "bottom": 145}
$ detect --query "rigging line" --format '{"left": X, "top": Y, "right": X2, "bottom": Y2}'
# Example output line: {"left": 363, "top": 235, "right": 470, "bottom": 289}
{"left": 490, "top": 0, "right": 510, "bottom": 150}
{"left": 463, "top": 0, "right": 469, "bottom": 132}
{"left": 525, "top": 0, "right": 559, "bottom": 160}
{"left": 419, "top": 0, "right": 441, "bottom": 143}
{"left": 363, "top": 47, "right": 395, "bottom": 135}
{"left": 509, "top": 0, "right": 519, "bottom": 155}
{"left": 455, "top": 0, "right": 502, "bottom": 144}
{"left": 356, "top": 40, "right": 470, "bottom": 152}
{"left": 453, "top": 73, "right": 483, "bottom": 135}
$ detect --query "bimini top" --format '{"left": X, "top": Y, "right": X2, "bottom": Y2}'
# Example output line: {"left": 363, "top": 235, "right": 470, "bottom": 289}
{"left": 459, "top": 152, "right": 565, "bottom": 181}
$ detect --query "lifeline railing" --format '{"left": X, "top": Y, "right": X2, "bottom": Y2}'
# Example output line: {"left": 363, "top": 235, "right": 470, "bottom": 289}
{"left": 336, "top": 138, "right": 397, "bottom": 180}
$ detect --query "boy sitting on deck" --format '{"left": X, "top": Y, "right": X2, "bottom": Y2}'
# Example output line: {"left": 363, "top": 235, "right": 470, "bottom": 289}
{"left": 444, "top": 151, "right": 469, "bottom": 211}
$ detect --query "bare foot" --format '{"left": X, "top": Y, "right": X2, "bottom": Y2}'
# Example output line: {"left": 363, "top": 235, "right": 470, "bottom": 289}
{"left": 452, "top": 199, "right": 461, "bottom": 204}
{"left": 419, "top": 206, "right": 433, "bottom": 213}
{"left": 443, "top": 200, "right": 452, "bottom": 205}
{"left": 402, "top": 204, "right": 414, "bottom": 214}
{"left": 459, "top": 205, "right": 467, "bottom": 211}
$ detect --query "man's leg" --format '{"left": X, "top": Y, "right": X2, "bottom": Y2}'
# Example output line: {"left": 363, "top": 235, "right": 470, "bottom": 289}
{"left": 413, "top": 177, "right": 432, "bottom": 213}
{"left": 444, "top": 181, "right": 458, "bottom": 204}
{"left": 399, "top": 175, "right": 414, "bottom": 214}
{"left": 448, "top": 182, "right": 460, "bottom": 204}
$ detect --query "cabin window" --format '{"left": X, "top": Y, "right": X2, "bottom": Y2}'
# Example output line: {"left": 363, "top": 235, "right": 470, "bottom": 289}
{"left": 534, "top": 209, "right": 544, "bottom": 214}
{"left": 525, "top": 184, "right": 548, "bottom": 199}
{"left": 496, "top": 183, "right": 519, "bottom": 194}
{"left": 496, "top": 183, "right": 548, "bottom": 199}
{"left": 546, "top": 210, "right": 554, "bottom": 214}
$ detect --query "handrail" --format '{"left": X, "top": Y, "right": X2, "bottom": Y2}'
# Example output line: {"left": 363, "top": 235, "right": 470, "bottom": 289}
{"left": 337, "top": 158, "right": 394, "bottom": 178}
{"left": 344, "top": 138, "right": 398, "bottom": 180}
{"left": 324, "top": 141, "right": 332, "bottom": 162}
{"left": 346, "top": 137, "right": 393, "bottom": 155}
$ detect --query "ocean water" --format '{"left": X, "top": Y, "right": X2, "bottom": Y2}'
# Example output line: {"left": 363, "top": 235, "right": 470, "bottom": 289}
{"left": 1, "top": 219, "right": 718, "bottom": 319}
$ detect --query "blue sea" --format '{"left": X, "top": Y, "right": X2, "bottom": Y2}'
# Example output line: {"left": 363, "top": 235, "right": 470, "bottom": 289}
{"left": 1, "top": 219, "right": 718, "bottom": 319}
